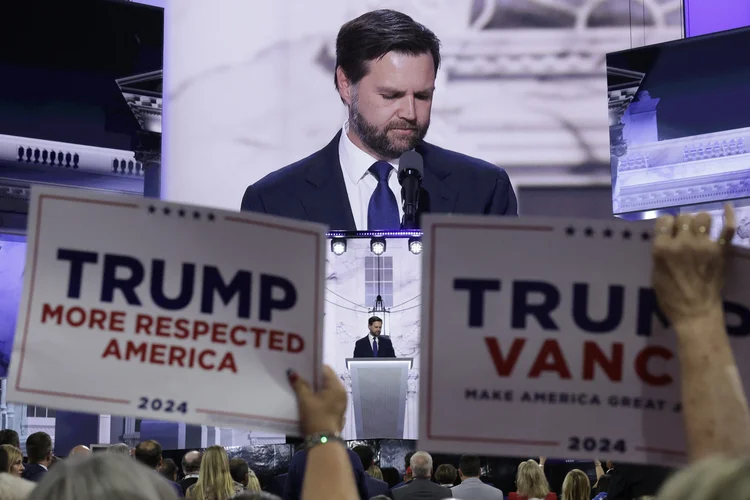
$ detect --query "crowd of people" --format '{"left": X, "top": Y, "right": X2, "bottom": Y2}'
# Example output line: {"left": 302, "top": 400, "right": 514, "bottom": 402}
{"left": 0, "top": 208, "right": 745, "bottom": 500}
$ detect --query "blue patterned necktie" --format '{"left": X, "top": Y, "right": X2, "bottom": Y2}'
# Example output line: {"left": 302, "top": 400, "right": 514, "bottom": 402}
{"left": 367, "top": 161, "right": 400, "bottom": 230}
{"left": 372, "top": 338, "right": 379, "bottom": 357}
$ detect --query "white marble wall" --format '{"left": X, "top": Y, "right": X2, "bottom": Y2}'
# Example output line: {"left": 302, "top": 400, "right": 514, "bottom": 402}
{"left": 324, "top": 239, "right": 421, "bottom": 439}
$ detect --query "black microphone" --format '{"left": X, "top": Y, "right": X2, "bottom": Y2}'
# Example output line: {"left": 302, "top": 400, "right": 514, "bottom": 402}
{"left": 397, "top": 151, "right": 424, "bottom": 229}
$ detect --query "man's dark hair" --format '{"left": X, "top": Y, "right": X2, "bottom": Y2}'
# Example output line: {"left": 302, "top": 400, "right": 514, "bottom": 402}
{"left": 381, "top": 467, "right": 401, "bottom": 489}
{"left": 160, "top": 457, "right": 178, "bottom": 481}
{"left": 404, "top": 451, "right": 416, "bottom": 470}
{"left": 229, "top": 457, "right": 249, "bottom": 485}
{"left": 369, "top": 316, "right": 383, "bottom": 326}
{"left": 352, "top": 445, "right": 375, "bottom": 470}
{"left": 334, "top": 9, "right": 441, "bottom": 90}
{"left": 26, "top": 432, "right": 52, "bottom": 463}
{"left": 0, "top": 429, "right": 20, "bottom": 448}
{"left": 134, "top": 440, "right": 162, "bottom": 469}
{"left": 459, "top": 454, "right": 481, "bottom": 477}
{"left": 182, "top": 450, "right": 202, "bottom": 474}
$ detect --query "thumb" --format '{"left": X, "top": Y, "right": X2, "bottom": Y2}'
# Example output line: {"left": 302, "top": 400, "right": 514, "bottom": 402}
{"left": 287, "top": 369, "right": 312, "bottom": 399}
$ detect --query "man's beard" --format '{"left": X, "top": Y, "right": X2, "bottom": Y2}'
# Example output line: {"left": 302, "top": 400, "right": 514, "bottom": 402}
{"left": 349, "top": 97, "right": 429, "bottom": 160}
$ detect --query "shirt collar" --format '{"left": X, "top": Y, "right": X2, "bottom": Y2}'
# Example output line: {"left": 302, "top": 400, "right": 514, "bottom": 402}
{"left": 462, "top": 477, "right": 481, "bottom": 483}
{"left": 339, "top": 121, "right": 399, "bottom": 184}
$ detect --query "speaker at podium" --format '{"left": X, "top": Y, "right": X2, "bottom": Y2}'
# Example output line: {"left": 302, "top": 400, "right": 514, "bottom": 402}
{"left": 324, "top": 231, "right": 422, "bottom": 440}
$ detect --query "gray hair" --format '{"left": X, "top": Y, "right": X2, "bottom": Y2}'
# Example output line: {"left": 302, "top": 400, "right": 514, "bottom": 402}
{"left": 410, "top": 451, "right": 433, "bottom": 478}
{"left": 108, "top": 443, "right": 131, "bottom": 455}
{"left": 658, "top": 456, "right": 750, "bottom": 500}
{"left": 27, "top": 453, "right": 178, "bottom": 500}
{"left": 370, "top": 497, "right": 391, "bottom": 500}
{"left": 230, "top": 493, "right": 281, "bottom": 500}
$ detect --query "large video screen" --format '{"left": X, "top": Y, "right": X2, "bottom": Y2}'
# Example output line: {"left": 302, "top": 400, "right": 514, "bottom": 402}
{"left": 607, "top": 26, "right": 750, "bottom": 216}
{"left": 0, "top": 232, "right": 25, "bottom": 378}
{"left": 0, "top": 1, "right": 163, "bottom": 195}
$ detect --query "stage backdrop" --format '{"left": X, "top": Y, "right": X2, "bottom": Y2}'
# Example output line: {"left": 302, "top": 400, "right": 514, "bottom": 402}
{"left": 161, "top": 0, "right": 683, "bottom": 211}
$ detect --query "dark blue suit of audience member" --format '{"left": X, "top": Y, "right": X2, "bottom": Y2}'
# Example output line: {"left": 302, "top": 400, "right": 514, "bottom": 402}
{"left": 283, "top": 448, "right": 369, "bottom": 500}
{"left": 366, "top": 475, "right": 390, "bottom": 497}
{"left": 353, "top": 335, "right": 396, "bottom": 358}
{"left": 21, "top": 463, "right": 47, "bottom": 482}
{"left": 241, "top": 131, "right": 517, "bottom": 230}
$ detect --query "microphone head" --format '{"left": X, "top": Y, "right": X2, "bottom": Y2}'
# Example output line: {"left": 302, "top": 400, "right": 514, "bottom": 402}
{"left": 397, "top": 151, "right": 424, "bottom": 183}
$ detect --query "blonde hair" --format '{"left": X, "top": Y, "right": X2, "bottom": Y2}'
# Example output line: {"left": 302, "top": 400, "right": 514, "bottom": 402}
{"left": 246, "top": 469, "right": 261, "bottom": 492}
{"left": 190, "top": 446, "right": 235, "bottom": 500}
{"left": 516, "top": 459, "right": 549, "bottom": 499}
{"left": 562, "top": 469, "right": 590, "bottom": 500}
{"left": 659, "top": 456, "right": 750, "bottom": 500}
{"left": 367, "top": 465, "right": 383, "bottom": 481}
{"left": 1, "top": 445, "right": 23, "bottom": 473}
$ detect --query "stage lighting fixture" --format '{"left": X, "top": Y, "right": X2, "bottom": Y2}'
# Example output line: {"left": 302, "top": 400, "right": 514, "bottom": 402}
{"left": 370, "top": 237, "right": 386, "bottom": 255}
{"left": 408, "top": 237, "right": 423, "bottom": 255}
{"left": 330, "top": 237, "right": 347, "bottom": 255}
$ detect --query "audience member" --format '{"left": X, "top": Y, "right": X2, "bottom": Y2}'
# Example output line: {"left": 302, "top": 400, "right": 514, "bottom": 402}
{"left": 135, "top": 440, "right": 184, "bottom": 497}
{"left": 352, "top": 445, "right": 389, "bottom": 497}
{"left": 381, "top": 467, "right": 401, "bottom": 489}
{"left": 508, "top": 459, "right": 557, "bottom": 500}
{"left": 367, "top": 464, "right": 383, "bottom": 481}
{"left": 0, "top": 429, "right": 20, "bottom": 448}
{"left": 286, "top": 365, "right": 362, "bottom": 500}
{"left": 161, "top": 458, "right": 179, "bottom": 482}
{"left": 230, "top": 492, "right": 281, "bottom": 500}
{"left": 434, "top": 464, "right": 456, "bottom": 488}
{"left": 592, "top": 474, "right": 610, "bottom": 500}
{"left": 108, "top": 443, "right": 131, "bottom": 455}
{"left": 69, "top": 445, "right": 92, "bottom": 458}
{"left": 245, "top": 470, "right": 261, "bottom": 493}
{"left": 186, "top": 445, "right": 243, "bottom": 500}
{"left": 391, "top": 451, "right": 451, "bottom": 500}
{"left": 1, "top": 445, "right": 25, "bottom": 476}
{"left": 229, "top": 458, "right": 261, "bottom": 492}
{"left": 27, "top": 452, "right": 178, "bottom": 500}
{"left": 22, "top": 432, "right": 53, "bottom": 483}
{"left": 371, "top": 496, "right": 391, "bottom": 500}
{"left": 451, "top": 454, "right": 503, "bottom": 499}
{"left": 561, "top": 470, "right": 589, "bottom": 500}
{"left": 180, "top": 451, "right": 202, "bottom": 494}
{"left": 391, "top": 452, "right": 416, "bottom": 490}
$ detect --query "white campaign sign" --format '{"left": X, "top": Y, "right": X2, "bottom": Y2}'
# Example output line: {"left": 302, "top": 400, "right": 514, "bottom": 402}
{"left": 8, "top": 186, "right": 326, "bottom": 435}
{"left": 419, "top": 215, "right": 750, "bottom": 467}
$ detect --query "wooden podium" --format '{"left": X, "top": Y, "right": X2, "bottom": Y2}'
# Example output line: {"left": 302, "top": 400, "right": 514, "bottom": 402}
{"left": 345, "top": 358, "right": 413, "bottom": 439}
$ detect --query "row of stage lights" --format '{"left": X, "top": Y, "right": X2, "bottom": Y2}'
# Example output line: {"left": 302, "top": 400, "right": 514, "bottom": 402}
{"left": 330, "top": 236, "right": 423, "bottom": 256}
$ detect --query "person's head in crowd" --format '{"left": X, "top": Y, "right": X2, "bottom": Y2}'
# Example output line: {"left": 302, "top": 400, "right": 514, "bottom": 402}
{"left": 69, "top": 445, "right": 92, "bottom": 458}
{"left": 135, "top": 440, "right": 164, "bottom": 470}
{"left": 435, "top": 463, "right": 457, "bottom": 486}
{"left": 190, "top": 445, "right": 240, "bottom": 500}
{"left": 0, "top": 430, "right": 20, "bottom": 449}
{"left": 229, "top": 458, "right": 249, "bottom": 487}
{"left": 26, "top": 452, "right": 178, "bottom": 500}
{"left": 370, "top": 496, "right": 391, "bottom": 500}
{"left": 404, "top": 451, "right": 415, "bottom": 472}
{"left": 458, "top": 454, "right": 482, "bottom": 480}
{"left": 593, "top": 473, "right": 611, "bottom": 495}
{"left": 381, "top": 467, "right": 401, "bottom": 488}
{"left": 229, "top": 492, "right": 281, "bottom": 500}
{"left": 334, "top": 9, "right": 440, "bottom": 161}
{"left": 515, "top": 459, "right": 550, "bottom": 499}
{"left": 182, "top": 450, "right": 202, "bottom": 477}
{"left": 352, "top": 445, "right": 376, "bottom": 471}
{"left": 160, "top": 458, "right": 178, "bottom": 482}
{"left": 606, "top": 460, "right": 614, "bottom": 472}
{"left": 367, "top": 464, "right": 383, "bottom": 481}
{"left": 562, "top": 469, "right": 590, "bottom": 500}
{"left": 410, "top": 451, "right": 433, "bottom": 479}
{"left": 0, "top": 444, "right": 24, "bottom": 476}
{"left": 26, "top": 432, "right": 53, "bottom": 466}
{"left": 404, "top": 466, "right": 413, "bottom": 482}
{"left": 108, "top": 443, "right": 131, "bottom": 455}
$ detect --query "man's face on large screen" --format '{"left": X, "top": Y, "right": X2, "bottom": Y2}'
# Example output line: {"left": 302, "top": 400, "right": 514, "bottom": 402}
{"left": 348, "top": 51, "right": 435, "bottom": 160}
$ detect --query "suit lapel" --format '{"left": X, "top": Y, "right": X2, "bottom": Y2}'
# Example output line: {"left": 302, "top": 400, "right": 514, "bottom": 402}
{"left": 300, "top": 131, "right": 357, "bottom": 231}
{"left": 416, "top": 142, "right": 457, "bottom": 218}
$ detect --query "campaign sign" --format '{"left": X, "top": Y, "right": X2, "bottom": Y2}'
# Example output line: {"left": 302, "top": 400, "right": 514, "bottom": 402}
{"left": 7, "top": 186, "right": 325, "bottom": 435}
{"left": 419, "top": 215, "right": 750, "bottom": 466}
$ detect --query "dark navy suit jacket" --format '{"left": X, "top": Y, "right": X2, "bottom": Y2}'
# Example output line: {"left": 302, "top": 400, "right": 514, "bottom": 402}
{"left": 283, "top": 448, "right": 369, "bottom": 500}
{"left": 353, "top": 335, "right": 396, "bottom": 358}
{"left": 241, "top": 132, "right": 517, "bottom": 230}
{"left": 21, "top": 463, "right": 47, "bottom": 482}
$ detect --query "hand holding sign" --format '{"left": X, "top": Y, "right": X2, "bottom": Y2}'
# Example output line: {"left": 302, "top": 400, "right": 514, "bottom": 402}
{"left": 652, "top": 204, "right": 736, "bottom": 330}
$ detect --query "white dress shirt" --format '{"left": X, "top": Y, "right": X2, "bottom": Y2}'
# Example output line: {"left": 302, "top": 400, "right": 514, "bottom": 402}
{"left": 338, "top": 122, "right": 405, "bottom": 230}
